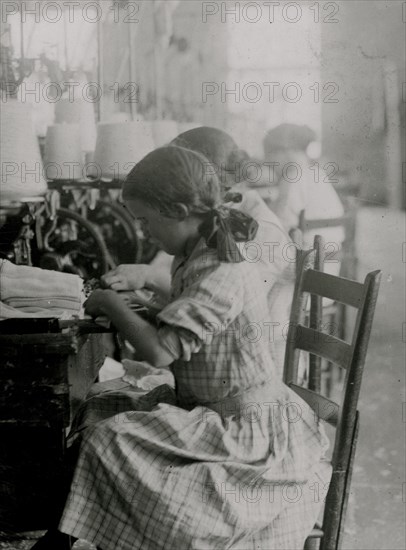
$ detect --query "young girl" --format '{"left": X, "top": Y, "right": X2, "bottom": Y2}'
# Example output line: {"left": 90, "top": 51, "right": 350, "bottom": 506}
{"left": 35, "top": 146, "right": 331, "bottom": 550}
{"left": 104, "top": 127, "right": 296, "bottom": 378}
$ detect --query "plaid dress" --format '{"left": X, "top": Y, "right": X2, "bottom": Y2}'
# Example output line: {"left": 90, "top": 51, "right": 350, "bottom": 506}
{"left": 60, "top": 240, "right": 331, "bottom": 550}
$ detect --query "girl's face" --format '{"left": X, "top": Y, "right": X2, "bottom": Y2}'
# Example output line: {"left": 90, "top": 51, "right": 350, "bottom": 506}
{"left": 271, "top": 149, "right": 308, "bottom": 183}
{"left": 125, "top": 199, "right": 198, "bottom": 257}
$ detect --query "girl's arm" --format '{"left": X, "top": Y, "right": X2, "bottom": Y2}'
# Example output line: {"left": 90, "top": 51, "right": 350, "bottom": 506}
{"left": 85, "top": 289, "right": 174, "bottom": 367}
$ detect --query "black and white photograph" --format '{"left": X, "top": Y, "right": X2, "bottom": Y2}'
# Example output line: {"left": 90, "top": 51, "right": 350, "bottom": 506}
{"left": 0, "top": 1, "right": 404, "bottom": 549}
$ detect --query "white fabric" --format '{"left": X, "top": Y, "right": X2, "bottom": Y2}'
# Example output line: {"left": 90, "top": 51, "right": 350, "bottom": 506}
{"left": 0, "top": 259, "right": 85, "bottom": 319}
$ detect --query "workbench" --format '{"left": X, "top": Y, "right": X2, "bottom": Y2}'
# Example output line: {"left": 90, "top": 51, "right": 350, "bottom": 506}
{"left": 0, "top": 319, "right": 108, "bottom": 533}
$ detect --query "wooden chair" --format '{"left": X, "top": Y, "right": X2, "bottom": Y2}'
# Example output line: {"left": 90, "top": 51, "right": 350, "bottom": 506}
{"left": 298, "top": 196, "right": 358, "bottom": 340}
{"left": 283, "top": 248, "right": 381, "bottom": 550}
{"left": 298, "top": 208, "right": 357, "bottom": 281}
{"left": 297, "top": 200, "right": 358, "bottom": 395}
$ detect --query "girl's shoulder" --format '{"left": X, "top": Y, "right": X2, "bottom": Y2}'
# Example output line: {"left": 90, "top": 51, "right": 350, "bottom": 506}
{"left": 185, "top": 239, "right": 251, "bottom": 281}
{"left": 171, "top": 239, "right": 252, "bottom": 301}
{"left": 162, "top": 242, "right": 250, "bottom": 335}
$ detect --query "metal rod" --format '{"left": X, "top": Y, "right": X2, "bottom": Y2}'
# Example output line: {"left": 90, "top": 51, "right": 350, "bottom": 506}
{"left": 128, "top": 19, "right": 135, "bottom": 120}
{"left": 97, "top": 14, "right": 104, "bottom": 122}
{"left": 20, "top": 9, "right": 24, "bottom": 62}
{"left": 152, "top": 0, "right": 162, "bottom": 119}
{"left": 64, "top": 10, "right": 69, "bottom": 71}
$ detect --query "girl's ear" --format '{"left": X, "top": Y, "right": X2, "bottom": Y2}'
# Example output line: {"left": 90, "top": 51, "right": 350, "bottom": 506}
{"left": 172, "top": 203, "right": 190, "bottom": 220}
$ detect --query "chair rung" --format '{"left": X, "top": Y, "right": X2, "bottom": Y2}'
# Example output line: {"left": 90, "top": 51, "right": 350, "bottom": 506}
{"left": 302, "top": 217, "right": 346, "bottom": 230}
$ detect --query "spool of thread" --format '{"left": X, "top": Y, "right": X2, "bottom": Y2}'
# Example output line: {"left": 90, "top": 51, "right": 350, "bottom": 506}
{"left": 93, "top": 121, "right": 155, "bottom": 179}
{"left": 44, "top": 124, "right": 84, "bottom": 180}
{"left": 150, "top": 120, "right": 179, "bottom": 147}
{"left": 0, "top": 100, "right": 48, "bottom": 203}
{"left": 55, "top": 98, "right": 97, "bottom": 153}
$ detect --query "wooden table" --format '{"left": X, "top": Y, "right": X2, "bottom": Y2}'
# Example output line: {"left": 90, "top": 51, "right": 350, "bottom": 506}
{"left": 0, "top": 319, "right": 108, "bottom": 533}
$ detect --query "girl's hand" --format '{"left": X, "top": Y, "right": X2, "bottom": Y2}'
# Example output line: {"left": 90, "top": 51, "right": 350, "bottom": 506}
{"left": 101, "top": 264, "right": 152, "bottom": 291}
{"left": 84, "top": 289, "right": 118, "bottom": 317}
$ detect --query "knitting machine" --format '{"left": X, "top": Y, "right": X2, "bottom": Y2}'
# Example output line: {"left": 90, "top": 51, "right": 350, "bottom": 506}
{"left": 0, "top": 183, "right": 159, "bottom": 279}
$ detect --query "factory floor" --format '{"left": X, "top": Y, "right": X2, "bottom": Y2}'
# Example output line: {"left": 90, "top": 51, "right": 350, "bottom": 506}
{"left": 1, "top": 206, "right": 404, "bottom": 550}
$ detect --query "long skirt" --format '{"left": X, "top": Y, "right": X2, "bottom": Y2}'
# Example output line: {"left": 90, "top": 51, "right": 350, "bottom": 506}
{"left": 60, "top": 382, "right": 332, "bottom": 550}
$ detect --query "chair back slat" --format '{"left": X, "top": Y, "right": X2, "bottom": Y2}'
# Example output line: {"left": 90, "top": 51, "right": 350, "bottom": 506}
{"left": 294, "top": 325, "right": 352, "bottom": 370}
{"left": 300, "top": 216, "right": 348, "bottom": 230}
{"left": 288, "top": 383, "right": 339, "bottom": 426}
{"left": 303, "top": 269, "right": 364, "bottom": 308}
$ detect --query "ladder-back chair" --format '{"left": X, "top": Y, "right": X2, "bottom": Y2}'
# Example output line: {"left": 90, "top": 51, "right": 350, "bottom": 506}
{"left": 298, "top": 196, "right": 358, "bottom": 340}
{"left": 283, "top": 249, "right": 381, "bottom": 550}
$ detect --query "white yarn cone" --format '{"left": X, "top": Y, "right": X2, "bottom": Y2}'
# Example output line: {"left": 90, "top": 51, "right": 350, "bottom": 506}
{"left": 0, "top": 100, "right": 48, "bottom": 203}
{"left": 150, "top": 120, "right": 179, "bottom": 147}
{"left": 44, "top": 124, "right": 84, "bottom": 180}
{"left": 93, "top": 121, "right": 155, "bottom": 179}
{"left": 55, "top": 98, "right": 97, "bottom": 153}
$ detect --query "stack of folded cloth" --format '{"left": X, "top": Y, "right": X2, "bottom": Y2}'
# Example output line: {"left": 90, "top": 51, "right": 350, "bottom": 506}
{"left": 0, "top": 259, "right": 85, "bottom": 320}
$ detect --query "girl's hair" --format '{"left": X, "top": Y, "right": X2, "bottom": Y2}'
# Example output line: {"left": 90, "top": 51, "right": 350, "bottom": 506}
{"left": 122, "top": 146, "right": 221, "bottom": 218}
{"left": 171, "top": 127, "right": 238, "bottom": 169}
{"left": 263, "top": 124, "right": 317, "bottom": 157}
{"left": 170, "top": 127, "right": 249, "bottom": 187}
{"left": 123, "top": 145, "right": 258, "bottom": 263}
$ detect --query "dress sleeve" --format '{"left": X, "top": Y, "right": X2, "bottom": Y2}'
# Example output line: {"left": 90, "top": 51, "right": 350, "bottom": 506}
{"left": 156, "top": 261, "right": 244, "bottom": 360}
{"left": 157, "top": 324, "right": 201, "bottom": 362}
